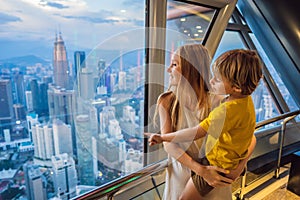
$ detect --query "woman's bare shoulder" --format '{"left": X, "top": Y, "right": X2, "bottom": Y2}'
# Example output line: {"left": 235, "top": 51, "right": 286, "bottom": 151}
{"left": 157, "top": 91, "right": 175, "bottom": 107}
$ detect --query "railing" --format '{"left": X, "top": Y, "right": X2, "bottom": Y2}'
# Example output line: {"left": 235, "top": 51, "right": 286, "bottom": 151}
{"left": 72, "top": 160, "right": 168, "bottom": 200}
{"left": 238, "top": 109, "right": 300, "bottom": 199}
{"left": 73, "top": 110, "right": 300, "bottom": 200}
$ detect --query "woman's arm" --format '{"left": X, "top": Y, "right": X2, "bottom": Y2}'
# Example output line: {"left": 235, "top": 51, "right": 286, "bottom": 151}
{"left": 157, "top": 97, "right": 233, "bottom": 186}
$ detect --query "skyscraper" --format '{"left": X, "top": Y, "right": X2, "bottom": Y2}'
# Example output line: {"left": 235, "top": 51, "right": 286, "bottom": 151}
{"left": 0, "top": 79, "right": 14, "bottom": 135}
{"left": 23, "top": 163, "right": 47, "bottom": 200}
{"left": 75, "top": 114, "right": 96, "bottom": 186}
{"left": 51, "top": 153, "right": 77, "bottom": 200}
{"left": 52, "top": 119, "right": 73, "bottom": 157}
{"left": 53, "top": 32, "right": 70, "bottom": 89}
{"left": 12, "top": 70, "right": 25, "bottom": 105}
{"left": 74, "top": 51, "right": 86, "bottom": 80}
{"left": 79, "top": 68, "right": 94, "bottom": 100}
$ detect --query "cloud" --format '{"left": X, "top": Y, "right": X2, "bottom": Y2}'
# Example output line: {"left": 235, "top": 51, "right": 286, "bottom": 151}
{"left": 0, "top": 12, "right": 21, "bottom": 24}
{"left": 63, "top": 15, "right": 119, "bottom": 24}
{"left": 122, "top": 0, "right": 144, "bottom": 9}
{"left": 46, "top": 1, "right": 69, "bottom": 9}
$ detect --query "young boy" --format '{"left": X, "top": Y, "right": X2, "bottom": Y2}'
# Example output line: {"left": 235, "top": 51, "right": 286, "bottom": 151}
{"left": 146, "top": 49, "right": 262, "bottom": 198}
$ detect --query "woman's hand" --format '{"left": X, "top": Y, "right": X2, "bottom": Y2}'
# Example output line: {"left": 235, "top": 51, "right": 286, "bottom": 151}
{"left": 226, "top": 164, "right": 246, "bottom": 181}
{"left": 196, "top": 165, "right": 233, "bottom": 187}
{"left": 144, "top": 133, "right": 163, "bottom": 146}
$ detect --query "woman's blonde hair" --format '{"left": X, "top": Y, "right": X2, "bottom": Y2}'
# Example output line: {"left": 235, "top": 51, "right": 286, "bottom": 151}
{"left": 212, "top": 49, "right": 263, "bottom": 95}
{"left": 157, "top": 44, "right": 212, "bottom": 130}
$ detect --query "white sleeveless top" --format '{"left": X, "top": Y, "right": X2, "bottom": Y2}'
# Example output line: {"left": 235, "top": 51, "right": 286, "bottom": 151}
{"left": 163, "top": 107, "right": 232, "bottom": 200}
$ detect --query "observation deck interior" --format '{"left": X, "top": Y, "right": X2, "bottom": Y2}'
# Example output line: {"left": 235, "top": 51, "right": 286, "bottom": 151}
{"left": 0, "top": 0, "right": 299, "bottom": 200}
{"left": 73, "top": 0, "right": 300, "bottom": 199}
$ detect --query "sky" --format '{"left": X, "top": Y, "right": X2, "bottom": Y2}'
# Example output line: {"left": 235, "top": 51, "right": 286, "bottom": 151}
{"left": 0, "top": 0, "right": 145, "bottom": 60}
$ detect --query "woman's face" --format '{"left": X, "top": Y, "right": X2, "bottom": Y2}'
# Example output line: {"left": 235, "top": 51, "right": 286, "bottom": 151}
{"left": 167, "top": 54, "right": 181, "bottom": 86}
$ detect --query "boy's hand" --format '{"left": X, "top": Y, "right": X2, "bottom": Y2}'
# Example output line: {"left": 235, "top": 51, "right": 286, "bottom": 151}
{"left": 144, "top": 133, "right": 163, "bottom": 146}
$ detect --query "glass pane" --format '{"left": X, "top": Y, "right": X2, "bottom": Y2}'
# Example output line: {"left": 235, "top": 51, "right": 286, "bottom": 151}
{"left": 214, "top": 31, "right": 286, "bottom": 127}
{"left": 250, "top": 33, "right": 300, "bottom": 122}
{"left": 165, "top": 0, "right": 216, "bottom": 88}
{"left": 0, "top": 1, "right": 145, "bottom": 199}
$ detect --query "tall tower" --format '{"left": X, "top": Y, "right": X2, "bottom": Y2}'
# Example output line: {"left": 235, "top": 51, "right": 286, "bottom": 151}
{"left": 75, "top": 114, "right": 96, "bottom": 186}
{"left": 0, "top": 79, "right": 14, "bottom": 135}
{"left": 74, "top": 51, "right": 85, "bottom": 80}
{"left": 53, "top": 32, "right": 70, "bottom": 89}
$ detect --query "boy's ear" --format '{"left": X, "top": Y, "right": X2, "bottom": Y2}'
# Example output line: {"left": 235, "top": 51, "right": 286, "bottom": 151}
{"left": 233, "top": 86, "right": 242, "bottom": 93}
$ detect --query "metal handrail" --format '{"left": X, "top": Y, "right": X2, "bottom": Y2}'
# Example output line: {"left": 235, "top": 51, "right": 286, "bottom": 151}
{"left": 72, "top": 160, "right": 168, "bottom": 200}
{"left": 238, "top": 109, "right": 300, "bottom": 199}
{"left": 73, "top": 110, "right": 299, "bottom": 200}
{"left": 255, "top": 110, "right": 300, "bottom": 130}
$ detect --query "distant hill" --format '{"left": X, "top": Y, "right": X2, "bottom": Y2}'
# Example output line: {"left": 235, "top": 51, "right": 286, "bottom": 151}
{"left": 0, "top": 55, "right": 51, "bottom": 67}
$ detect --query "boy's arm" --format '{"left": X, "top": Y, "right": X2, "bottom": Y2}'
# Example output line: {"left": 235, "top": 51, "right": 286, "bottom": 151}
{"left": 146, "top": 125, "right": 207, "bottom": 145}
{"left": 161, "top": 125, "right": 207, "bottom": 143}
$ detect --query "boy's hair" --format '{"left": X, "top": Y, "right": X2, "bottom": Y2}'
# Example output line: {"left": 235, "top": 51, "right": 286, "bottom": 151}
{"left": 212, "top": 49, "right": 263, "bottom": 95}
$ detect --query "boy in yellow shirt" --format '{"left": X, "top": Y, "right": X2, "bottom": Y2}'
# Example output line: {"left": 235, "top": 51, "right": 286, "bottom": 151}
{"left": 146, "top": 49, "right": 263, "bottom": 199}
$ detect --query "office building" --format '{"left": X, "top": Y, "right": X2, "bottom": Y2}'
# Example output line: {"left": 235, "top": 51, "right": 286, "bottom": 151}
{"left": 23, "top": 163, "right": 47, "bottom": 200}
{"left": 75, "top": 115, "right": 96, "bottom": 186}
{"left": 51, "top": 153, "right": 77, "bottom": 200}
{"left": 53, "top": 119, "right": 73, "bottom": 157}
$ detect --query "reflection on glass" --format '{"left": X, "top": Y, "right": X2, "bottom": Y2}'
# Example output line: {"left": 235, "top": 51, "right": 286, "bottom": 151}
{"left": 165, "top": 0, "right": 215, "bottom": 88}
{"left": 250, "top": 33, "right": 299, "bottom": 121}
{"left": 0, "top": 1, "right": 145, "bottom": 199}
{"left": 212, "top": 31, "right": 287, "bottom": 128}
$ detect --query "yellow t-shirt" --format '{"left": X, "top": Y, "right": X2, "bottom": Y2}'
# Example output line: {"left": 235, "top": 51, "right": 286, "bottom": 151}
{"left": 200, "top": 96, "right": 255, "bottom": 170}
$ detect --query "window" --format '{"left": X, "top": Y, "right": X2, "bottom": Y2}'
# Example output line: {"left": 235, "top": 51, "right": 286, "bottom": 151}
{"left": 0, "top": 1, "right": 145, "bottom": 199}
{"left": 165, "top": 0, "right": 216, "bottom": 88}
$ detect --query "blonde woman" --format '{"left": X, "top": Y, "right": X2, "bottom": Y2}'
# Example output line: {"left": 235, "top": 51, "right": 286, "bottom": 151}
{"left": 154, "top": 45, "right": 255, "bottom": 200}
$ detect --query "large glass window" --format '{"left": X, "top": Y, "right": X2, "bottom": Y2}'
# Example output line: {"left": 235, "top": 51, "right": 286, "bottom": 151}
{"left": 165, "top": 0, "right": 216, "bottom": 88}
{"left": 250, "top": 34, "right": 300, "bottom": 118}
{"left": 0, "top": 1, "right": 145, "bottom": 199}
{"left": 214, "top": 30, "right": 299, "bottom": 127}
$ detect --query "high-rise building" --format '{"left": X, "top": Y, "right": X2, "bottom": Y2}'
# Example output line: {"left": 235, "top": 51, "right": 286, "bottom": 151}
{"left": 0, "top": 79, "right": 14, "bottom": 135}
{"left": 74, "top": 51, "right": 86, "bottom": 79}
{"left": 118, "top": 71, "right": 126, "bottom": 91}
{"left": 97, "top": 59, "right": 106, "bottom": 87}
{"left": 13, "top": 104, "right": 26, "bottom": 120}
{"left": 53, "top": 32, "right": 70, "bottom": 89}
{"left": 26, "top": 113, "right": 39, "bottom": 142}
{"left": 120, "top": 105, "right": 136, "bottom": 137}
{"left": 12, "top": 70, "right": 25, "bottom": 105}
{"left": 99, "top": 106, "right": 116, "bottom": 134}
{"left": 23, "top": 163, "right": 47, "bottom": 200}
{"left": 108, "top": 119, "right": 121, "bottom": 139}
{"left": 31, "top": 123, "right": 54, "bottom": 161}
{"left": 0, "top": 79, "right": 14, "bottom": 119}
{"left": 75, "top": 115, "right": 96, "bottom": 186}
{"left": 51, "top": 153, "right": 77, "bottom": 200}
{"left": 30, "top": 79, "right": 40, "bottom": 114}
{"left": 47, "top": 84, "right": 76, "bottom": 125}
{"left": 79, "top": 68, "right": 94, "bottom": 100}
{"left": 25, "top": 90, "right": 33, "bottom": 111}
{"left": 52, "top": 119, "right": 73, "bottom": 157}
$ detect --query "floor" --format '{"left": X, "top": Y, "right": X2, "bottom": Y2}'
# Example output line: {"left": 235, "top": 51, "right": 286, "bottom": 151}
{"left": 232, "top": 163, "right": 300, "bottom": 200}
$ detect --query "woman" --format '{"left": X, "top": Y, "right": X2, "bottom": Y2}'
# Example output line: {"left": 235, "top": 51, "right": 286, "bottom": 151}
{"left": 155, "top": 44, "right": 255, "bottom": 200}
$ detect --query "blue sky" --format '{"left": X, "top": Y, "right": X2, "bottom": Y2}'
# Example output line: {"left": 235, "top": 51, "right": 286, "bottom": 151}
{"left": 0, "top": 0, "right": 145, "bottom": 60}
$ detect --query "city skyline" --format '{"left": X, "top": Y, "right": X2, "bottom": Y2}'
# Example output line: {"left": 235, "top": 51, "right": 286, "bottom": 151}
{"left": 0, "top": 0, "right": 145, "bottom": 60}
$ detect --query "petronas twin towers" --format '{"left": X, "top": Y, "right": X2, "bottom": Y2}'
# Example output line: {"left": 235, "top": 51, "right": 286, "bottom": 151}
{"left": 53, "top": 32, "right": 70, "bottom": 89}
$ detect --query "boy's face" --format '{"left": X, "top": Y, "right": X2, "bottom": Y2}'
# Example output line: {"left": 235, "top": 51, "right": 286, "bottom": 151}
{"left": 210, "top": 72, "right": 234, "bottom": 95}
